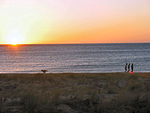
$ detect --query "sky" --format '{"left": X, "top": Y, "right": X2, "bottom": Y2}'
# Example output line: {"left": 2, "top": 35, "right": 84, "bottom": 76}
{"left": 0, "top": 0, "right": 150, "bottom": 44}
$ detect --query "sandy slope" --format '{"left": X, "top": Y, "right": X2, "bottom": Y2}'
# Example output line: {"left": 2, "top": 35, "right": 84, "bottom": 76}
{"left": 0, "top": 73, "right": 150, "bottom": 113}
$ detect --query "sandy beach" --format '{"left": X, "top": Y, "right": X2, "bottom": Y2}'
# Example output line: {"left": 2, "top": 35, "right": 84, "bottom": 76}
{"left": 0, "top": 73, "right": 150, "bottom": 113}
{"left": 0, "top": 0, "right": 150, "bottom": 112}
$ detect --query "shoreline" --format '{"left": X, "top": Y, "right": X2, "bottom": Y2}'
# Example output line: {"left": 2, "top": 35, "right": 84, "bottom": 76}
{"left": 0, "top": 72, "right": 150, "bottom": 77}
{"left": 1, "top": 72, "right": 150, "bottom": 74}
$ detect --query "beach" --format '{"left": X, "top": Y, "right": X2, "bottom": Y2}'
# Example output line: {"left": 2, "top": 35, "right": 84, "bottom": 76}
{"left": 0, "top": 73, "right": 150, "bottom": 113}
{"left": 0, "top": 0, "right": 150, "bottom": 112}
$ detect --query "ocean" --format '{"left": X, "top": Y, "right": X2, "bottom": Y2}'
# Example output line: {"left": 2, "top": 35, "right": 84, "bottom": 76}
{"left": 0, "top": 43, "right": 150, "bottom": 73}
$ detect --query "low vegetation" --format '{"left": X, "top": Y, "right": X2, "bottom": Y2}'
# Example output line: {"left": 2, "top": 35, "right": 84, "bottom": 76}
{"left": 0, "top": 73, "right": 150, "bottom": 113}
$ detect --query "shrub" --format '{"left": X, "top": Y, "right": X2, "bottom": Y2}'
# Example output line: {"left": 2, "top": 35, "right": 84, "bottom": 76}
{"left": 21, "top": 93, "right": 39, "bottom": 113}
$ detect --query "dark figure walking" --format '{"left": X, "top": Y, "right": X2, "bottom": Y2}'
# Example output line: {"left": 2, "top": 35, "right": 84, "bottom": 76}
{"left": 131, "top": 63, "right": 134, "bottom": 72}
{"left": 125, "top": 63, "right": 128, "bottom": 72}
{"left": 128, "top": 63, "right": 130, "bottom": 72}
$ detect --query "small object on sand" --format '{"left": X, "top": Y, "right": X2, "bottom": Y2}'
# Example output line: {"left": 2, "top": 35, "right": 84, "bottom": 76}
{"left": 41, "top": 70, "right": 48, "bottom": 74}
{"left": 130, "top": 71, "right": 134, "bottom": 74}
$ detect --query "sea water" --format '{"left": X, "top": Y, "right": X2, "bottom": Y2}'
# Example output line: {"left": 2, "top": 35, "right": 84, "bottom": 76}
{"left": 0, "top": 43, "right": 150, "bottom": 73}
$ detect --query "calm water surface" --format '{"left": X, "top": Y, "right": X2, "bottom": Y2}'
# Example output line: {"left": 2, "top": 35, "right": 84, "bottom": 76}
{"left": 0, "top": 43, "right": 150, "bottom": 73}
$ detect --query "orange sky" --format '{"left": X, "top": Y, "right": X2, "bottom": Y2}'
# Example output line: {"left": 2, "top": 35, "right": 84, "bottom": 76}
{"left": 0, "top": 0, "right": 150, "bottom": 44}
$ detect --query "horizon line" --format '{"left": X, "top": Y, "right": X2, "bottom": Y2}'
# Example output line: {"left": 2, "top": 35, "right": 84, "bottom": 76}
{"left": 0, "top": 42, "right": 150, "bottom": 45}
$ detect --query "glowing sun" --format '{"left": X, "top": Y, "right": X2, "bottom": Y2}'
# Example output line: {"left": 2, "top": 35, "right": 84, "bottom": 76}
{"left": 9, "top": 37, "right": 21, "bottom": 45}
{"left": 5, "top": 30, "right": 24, "bottom": 45}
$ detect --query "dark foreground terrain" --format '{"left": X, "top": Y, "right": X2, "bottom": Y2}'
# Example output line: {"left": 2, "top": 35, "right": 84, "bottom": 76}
{"left": 0, "top": 73, "right": 150, "bottom": 113}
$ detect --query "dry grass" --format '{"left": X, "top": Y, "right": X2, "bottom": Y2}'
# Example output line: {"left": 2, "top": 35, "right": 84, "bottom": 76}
{"left": 0, "top": 73, "right": 150, "bottom": 113}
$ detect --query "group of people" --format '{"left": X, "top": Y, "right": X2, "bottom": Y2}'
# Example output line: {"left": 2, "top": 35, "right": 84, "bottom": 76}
{"left": 125, "top": 63, "right": 134, "bottom": 72}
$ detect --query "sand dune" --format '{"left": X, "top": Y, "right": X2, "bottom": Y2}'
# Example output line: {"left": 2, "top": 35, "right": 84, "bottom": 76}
{"left": 0, "top": 73, "right": 150, "bottom": 113}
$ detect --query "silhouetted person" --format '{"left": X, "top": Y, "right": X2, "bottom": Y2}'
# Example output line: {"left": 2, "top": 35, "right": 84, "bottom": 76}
{"left": 131, "top": 63, "right": 134, "bottom": 72}
{"left": 125, "top": 63, "right": 128, "bottom": 72}
{"left": 128, "top": 63, "right": 130, "bottom": 72}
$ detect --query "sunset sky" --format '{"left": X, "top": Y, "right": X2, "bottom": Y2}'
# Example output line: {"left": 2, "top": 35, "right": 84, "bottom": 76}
{"left": 0, "top": 0, "right": 150, "bottom": 44}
